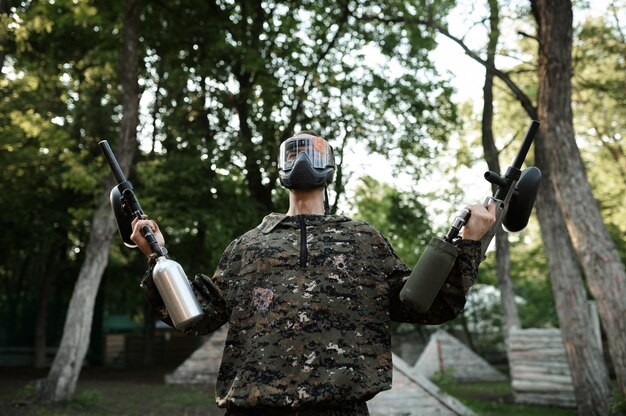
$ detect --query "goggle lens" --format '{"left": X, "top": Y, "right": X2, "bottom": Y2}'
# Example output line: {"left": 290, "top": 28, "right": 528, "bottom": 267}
{"left": 279, "top": 135, "right": 334, "bottom": 170}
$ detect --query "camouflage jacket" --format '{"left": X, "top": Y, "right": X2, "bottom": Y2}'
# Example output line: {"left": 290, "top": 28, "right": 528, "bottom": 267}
{"left": 141, "top": 213, "right": 481, "bottom": 409}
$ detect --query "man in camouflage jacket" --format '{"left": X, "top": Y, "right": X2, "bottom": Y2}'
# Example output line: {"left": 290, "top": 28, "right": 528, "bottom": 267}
{"left": 132, "top": 132, "right": 495, "bottom": 416}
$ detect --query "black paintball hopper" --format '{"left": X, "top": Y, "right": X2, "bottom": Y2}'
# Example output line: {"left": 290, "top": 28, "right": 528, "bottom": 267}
{"left": 504, "top": 166, "right": 542, "bottom": 232}
{"left": 110, "top": 182, "right": 137, "bottom": 248}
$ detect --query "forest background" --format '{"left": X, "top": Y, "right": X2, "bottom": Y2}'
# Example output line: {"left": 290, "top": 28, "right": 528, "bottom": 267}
{"left": 0, "top": 0, "right": 625, "bottom": 412}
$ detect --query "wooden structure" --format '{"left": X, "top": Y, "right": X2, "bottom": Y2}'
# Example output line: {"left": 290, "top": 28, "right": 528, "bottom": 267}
{"left": 103, "top": 330, "right": 204, "bottom": 368}
{"left": 368, "top": 354, "right": 476, "bottom": 416}
{"left": 165, "top": 325, "right": 228, "bottom": 384}
{"left": 414, "top": 330, "right": 506, "bottom": 382}
{"left": 508, "top": 328, "right": 576, "bottom": 408}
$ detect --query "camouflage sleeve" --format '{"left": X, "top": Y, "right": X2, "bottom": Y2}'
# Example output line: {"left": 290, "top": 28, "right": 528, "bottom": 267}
{"left": 139, "top": 238, "right": 242, "bottom": 335}
{"left": 386, "top": 239, "right": 481, "bottom": 325}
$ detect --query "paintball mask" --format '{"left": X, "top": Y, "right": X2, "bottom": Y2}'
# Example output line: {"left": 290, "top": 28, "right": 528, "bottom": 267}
{"left": 278, "top": 133, "right": 335, "bottom": 190}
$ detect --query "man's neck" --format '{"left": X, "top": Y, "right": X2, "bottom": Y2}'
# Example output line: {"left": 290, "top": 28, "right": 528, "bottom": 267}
{"left": 286, "top": 188, "right": 325, "bottom": 216}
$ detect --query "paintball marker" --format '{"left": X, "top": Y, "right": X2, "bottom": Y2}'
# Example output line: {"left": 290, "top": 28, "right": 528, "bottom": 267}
{"left": 99, "top": 140, "right": 204, "bottom": 329}
{"left": 399, "top": 120, "right": 542, "bottom": 313}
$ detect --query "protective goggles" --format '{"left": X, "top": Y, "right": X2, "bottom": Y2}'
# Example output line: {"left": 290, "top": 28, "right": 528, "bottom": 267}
{"left": 278, "top": 134, "right": 335, "bottom": 170}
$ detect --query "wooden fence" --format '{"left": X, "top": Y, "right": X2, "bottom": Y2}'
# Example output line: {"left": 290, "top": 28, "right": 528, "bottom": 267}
{"left": 508, "top": 328, "right": 576, "bottom": 408}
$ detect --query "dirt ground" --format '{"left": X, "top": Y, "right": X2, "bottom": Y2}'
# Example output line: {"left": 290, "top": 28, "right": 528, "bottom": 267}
{"left": 0, "top": 366, "right": 225, "bottom": 416}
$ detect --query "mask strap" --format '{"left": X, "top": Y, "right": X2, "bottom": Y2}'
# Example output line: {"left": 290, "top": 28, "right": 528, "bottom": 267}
{"left": 324, "top": 187, "right": 331, "bottom": 215}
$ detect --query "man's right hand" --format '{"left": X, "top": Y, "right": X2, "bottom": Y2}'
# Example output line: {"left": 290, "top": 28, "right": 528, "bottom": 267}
{"left": 131, "top": 216, "right": 166, "bottom": 259}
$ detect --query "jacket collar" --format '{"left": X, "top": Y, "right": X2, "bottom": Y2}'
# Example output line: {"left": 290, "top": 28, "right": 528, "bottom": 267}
{"left": 257, "top": 213, "right": 289, "bottom": 233}
{"left": 256, "top": 212, "right": 351, "bottom": 233}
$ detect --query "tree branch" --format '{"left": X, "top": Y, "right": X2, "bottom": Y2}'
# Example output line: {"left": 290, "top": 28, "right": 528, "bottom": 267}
{"left": 518, "top": 31, "right": 539, "bottom": 41}
{"left": 360, "top": 13, "right": 538, "bottom": 119}
{"left": 281, "top": 1, "right": 352, "bottom": 141}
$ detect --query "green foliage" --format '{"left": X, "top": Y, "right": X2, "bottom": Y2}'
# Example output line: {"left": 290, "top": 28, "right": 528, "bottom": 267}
{"left": 140, "top": 0, "right": 460, "bottom": 204}
{"left": 350, "top": 176, "right": 432, "bottom": 266}
{"left": 608, "top": 386, "right": 626, "bottom": 416}
{"left": 12, "top": 381, "right": 38, "bottom": 403}
{"left": 1, "top": 0, "right": 463, "bottom": 356}
{"left": 432, "top": 367, "right": 457, "bottom": 387}
{"left": 73, "top": 389, "right": 103, "bottom": 407}
{"left": 507, "top": 219, "right": 559, "bottom": 328}
{"left": 0, "top": 0, "right": 127, "bottom": 348}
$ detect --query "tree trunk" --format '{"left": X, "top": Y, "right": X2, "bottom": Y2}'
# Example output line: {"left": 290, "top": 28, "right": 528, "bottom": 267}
{"left": 331, "top": 133, "right": 349, "bottom": 215}
{"left": 189, "top": 222, "right": 206, "bottom": 273}
{"left": 232, "top": 2, "right": 274, "bottom": 212}
{"left": 149, "top": 55, "right": 165, "bottom": 155}
{"left": 37, "top": 0, "right": 142, "bottom": 402}
{"left": 34, "top": 245, "right": 61, "bottom": 368}
{"left": 142, "top": 303, "right": 156, "bottom": 367}
{"left": 494, "top": 231, "right": 519, "bottom": 328}
{"left": 7, "top": 256, "right": 30, "bottom": 351}
{"left": 481, "top": 0, "right": 521, "bottom": 339}
{"left": 535, "top": 0, "right": 626, "bottom": 394}
{"left": 36, "top": 203, "right": 117, "bottom": 401}
{"left": 534, "top": 131, "right": 610, "bottom": 415}
{"left": 459, "top": 309, "right": 477, "bottom": 352}
{"left": 235, "top": 78, "right": 274, "bottom": 212}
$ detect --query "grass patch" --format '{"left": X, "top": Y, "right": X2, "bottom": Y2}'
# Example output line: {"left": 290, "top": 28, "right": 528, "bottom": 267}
{"left": 73, "top": 390, "right": 103, "bottom": 407}
{"left": 162, "top": 390, "right": 210, "bottom": 407}
{"left": 608, "top": 387, "right": 626, "bottom": 416}
{"left": 1, "top": 374, "right": 224, "bottom": 416}
{"left": 434, "top": 380, "right": 576, "bottom": 416}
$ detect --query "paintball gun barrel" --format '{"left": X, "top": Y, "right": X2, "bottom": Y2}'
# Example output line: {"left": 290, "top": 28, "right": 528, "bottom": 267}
{"left": 99, "top": 141, "right": 163, "bottom": 254}
{"left": 99, "top": 141, "right": 204, "bottom": 329}
{"left": 444, "top": 120, "right": 542, "bottom": 258}
{"left": 399, "top": 120, "right": 542, "bottom": 313}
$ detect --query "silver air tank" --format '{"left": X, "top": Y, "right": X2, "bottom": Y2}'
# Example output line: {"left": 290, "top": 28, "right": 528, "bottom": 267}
{"left": 152, "top": 256, "right": 204, "bottom": 329}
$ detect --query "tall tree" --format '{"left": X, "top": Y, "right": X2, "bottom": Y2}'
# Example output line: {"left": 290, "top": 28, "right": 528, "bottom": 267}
{"left": 139, "top": 0, "right": 459, "bottom": 224}
{"left": 534, "top": 126, "right": 610, "bottom": 416}
{"left": 37, "top": 0, "right": 142, "bottom": 402}
{"left": 404, "top": 3, "right": 612, "bottom": 412}
{"left": 481, "top": 0, "right": 521, "bottom": 338}
{"left": 0, "top": 0, "right": 118, "bottom": 370}
{"left": 33, "top": 243, "right": 63, "bottom": 368}
{"left": 572, "top": 12, "right": 626, "bottom": 242}
{"left": 534, "top": 0, "right": 626, "bottom": 396}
